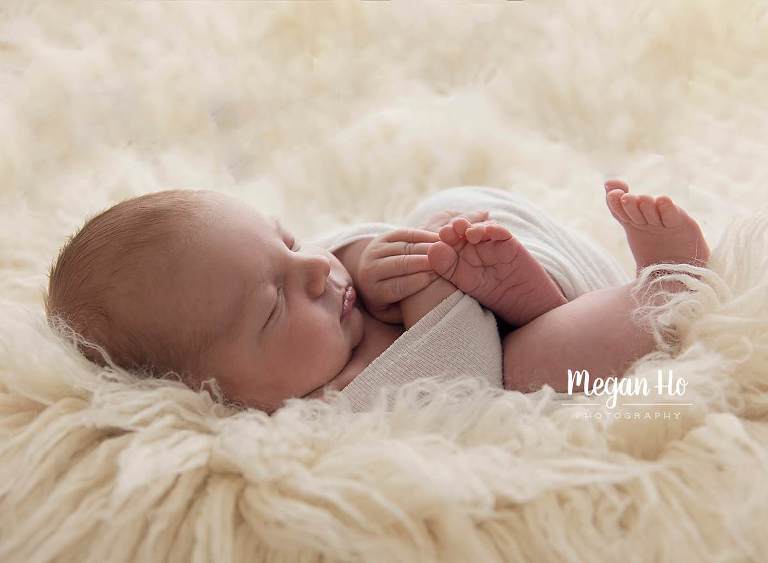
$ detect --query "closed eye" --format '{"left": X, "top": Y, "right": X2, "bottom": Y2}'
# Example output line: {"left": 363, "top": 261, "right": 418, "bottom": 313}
{"left": 276, "top": 219, "right": 300, "bottom": 252}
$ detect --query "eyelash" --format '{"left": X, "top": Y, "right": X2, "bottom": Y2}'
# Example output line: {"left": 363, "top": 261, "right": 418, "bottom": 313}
{"left": 268, "top": 235, "right": 297, "bottom": 325}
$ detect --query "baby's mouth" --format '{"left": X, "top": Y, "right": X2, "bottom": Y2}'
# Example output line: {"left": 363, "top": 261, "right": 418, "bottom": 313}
{"left": 340, "top": 285, "right": 356, "bottom": 320}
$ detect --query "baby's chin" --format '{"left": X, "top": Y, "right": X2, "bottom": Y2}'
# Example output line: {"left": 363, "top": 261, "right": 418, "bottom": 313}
{"left": 348, "top": 304, "right": 365, "bottom": 349}
{"left": 303, "top": 305, "right": 364, "bottom": 400}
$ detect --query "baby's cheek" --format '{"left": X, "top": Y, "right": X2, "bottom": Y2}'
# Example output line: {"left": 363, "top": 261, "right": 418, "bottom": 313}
{"left": 300, "top": 317, "right": 340, "bottom": 350}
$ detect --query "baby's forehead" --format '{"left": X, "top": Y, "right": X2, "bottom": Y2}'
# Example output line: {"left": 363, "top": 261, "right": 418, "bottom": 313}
{"left": 201, "top": 193, "right": 286, "bottom": 233}
{"left": 180, "top": 207, "right": 279, "bottom": 270}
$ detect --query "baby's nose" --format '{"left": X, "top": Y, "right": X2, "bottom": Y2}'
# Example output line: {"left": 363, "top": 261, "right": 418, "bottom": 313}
{"left": 305, "top": 254, "right": 331, "bottom": 296}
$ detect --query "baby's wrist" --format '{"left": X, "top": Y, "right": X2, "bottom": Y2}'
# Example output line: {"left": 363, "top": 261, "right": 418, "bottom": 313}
{"left": 401, "top": 275, "right": 457, "bottom": 330}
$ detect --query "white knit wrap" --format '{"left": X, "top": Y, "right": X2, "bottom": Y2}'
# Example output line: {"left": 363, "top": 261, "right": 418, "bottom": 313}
{"left": 309, "top": 186, "right": 630, "bottom": 411}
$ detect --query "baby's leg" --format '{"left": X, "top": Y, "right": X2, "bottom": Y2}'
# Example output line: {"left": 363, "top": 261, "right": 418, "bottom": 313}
{"left": 604, "top": 179, "right": 710, "bottom": 274}
{"left": 502, "top": 282, "right": 654, "bottom": 392}
{"left": 505, "top": 180, "right": 709, "bottom": 392}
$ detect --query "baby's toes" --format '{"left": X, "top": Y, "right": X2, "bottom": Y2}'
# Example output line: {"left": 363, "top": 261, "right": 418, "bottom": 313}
{"left": 427, "top": 241, "right": 459, "bottom": 277}
{"left": 638, "top": 195, "right": 662, "bottom": 226}
{"left": 620, "top": 193, "right": 647, "bottom": 225}
{"left": 486, "top": 223, "right": 512, "bottom": 241}
{"left": 604, "top": 179, "right": 630, "bottom": 194}
{"left": 439, "top": 224, "right": 461, "bottom": 245}
{"left": 464, "top": 210, "right": 490, "bottom": 223}
{"left": 450, "top": 217, "right": 471, "bottom": 238}
{"left": 607, "top": 188, "right": 631, "bottom": 223}
{"left": 465, "top": 224, "right": 488, "bottom": 244}
{"left": 657, "top": 196, "right": 683, "bottom": 228}
{"left": 466, "top": 221, "right": 510, "bottom": 244}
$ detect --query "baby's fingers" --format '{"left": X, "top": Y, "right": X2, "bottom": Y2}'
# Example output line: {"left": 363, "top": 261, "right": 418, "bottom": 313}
{"left": 378, "top": 241, "right": 433, "bottom": 258}
{"left": 375, "top": 254, "right": 432, "bottom": 278}
{"left": 376, "top": 228, "right": 438, "bottom": 258}
{"left": 379, "top": 271, "right": 439, "bottom": 302}
{"left": 382, "top": 228, "right": 440, "bottom": 245}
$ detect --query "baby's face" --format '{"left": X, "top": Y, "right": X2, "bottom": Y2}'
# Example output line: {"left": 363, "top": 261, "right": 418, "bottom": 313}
{"left": 173, "top": 193, "right": 364, "bottom": 412}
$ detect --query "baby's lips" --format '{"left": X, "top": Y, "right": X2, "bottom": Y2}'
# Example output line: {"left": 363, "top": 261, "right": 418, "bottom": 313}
{"left": 340, "top": 285, "right": 357, "bottom": 319}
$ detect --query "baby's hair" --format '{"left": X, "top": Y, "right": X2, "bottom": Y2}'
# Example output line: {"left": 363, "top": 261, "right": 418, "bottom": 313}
{"left": 45, "top": 189, "right": 212, "bottom": 384}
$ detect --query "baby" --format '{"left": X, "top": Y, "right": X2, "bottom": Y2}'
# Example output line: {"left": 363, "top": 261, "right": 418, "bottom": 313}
{"left": 45, "top": 180, "right": 709, "bottom": 413}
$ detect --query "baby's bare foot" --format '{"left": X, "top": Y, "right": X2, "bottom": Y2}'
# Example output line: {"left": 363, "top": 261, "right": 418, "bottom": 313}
{"left": 604, "top": 179, "right": 710, "bottom": 275}
{"left": 428, "top": 216, "right": 567, "bottom": 326}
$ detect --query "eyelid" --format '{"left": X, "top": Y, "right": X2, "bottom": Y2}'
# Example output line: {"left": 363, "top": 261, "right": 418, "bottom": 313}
{"left": 277, "top": 220, "right": 299, "bottom": 252}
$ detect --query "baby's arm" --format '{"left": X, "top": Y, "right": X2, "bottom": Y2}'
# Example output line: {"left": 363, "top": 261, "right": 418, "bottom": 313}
{"left": 399, "top": 276, "right": 457, "bottom": 329}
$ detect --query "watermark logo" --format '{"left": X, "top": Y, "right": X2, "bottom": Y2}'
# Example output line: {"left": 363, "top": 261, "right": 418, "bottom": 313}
{"left": 562, "top": 369, "right": 692, "bottom": 420}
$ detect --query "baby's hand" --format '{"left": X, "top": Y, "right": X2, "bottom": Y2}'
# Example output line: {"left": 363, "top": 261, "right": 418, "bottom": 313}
{"left": 357, "top": 228, "right": 441, "bottom": 324}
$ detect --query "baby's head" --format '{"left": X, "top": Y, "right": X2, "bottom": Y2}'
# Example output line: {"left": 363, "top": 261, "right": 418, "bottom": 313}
{"left": 46, "top": 190, "right": 364, "bottom": 412}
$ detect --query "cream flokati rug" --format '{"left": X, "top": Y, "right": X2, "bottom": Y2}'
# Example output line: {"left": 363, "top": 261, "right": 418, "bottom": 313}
{"left": 1, "top": 1, "right": 768, "bottom": 561}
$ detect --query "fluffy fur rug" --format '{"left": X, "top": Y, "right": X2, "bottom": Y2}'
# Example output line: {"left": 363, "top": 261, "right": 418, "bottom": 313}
{"left": 2, "top": 1, "right": 768, "bottom": 561}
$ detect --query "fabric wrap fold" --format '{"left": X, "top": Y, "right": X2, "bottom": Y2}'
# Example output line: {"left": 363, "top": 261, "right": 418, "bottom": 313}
{"left": 339, "top": 289, "right": 502, "bottom": 412}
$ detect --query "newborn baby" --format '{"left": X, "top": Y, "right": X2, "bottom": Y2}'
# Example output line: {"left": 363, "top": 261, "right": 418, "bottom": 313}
{"left": 45, "top": 180, "right": 709, "bottom": 413}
